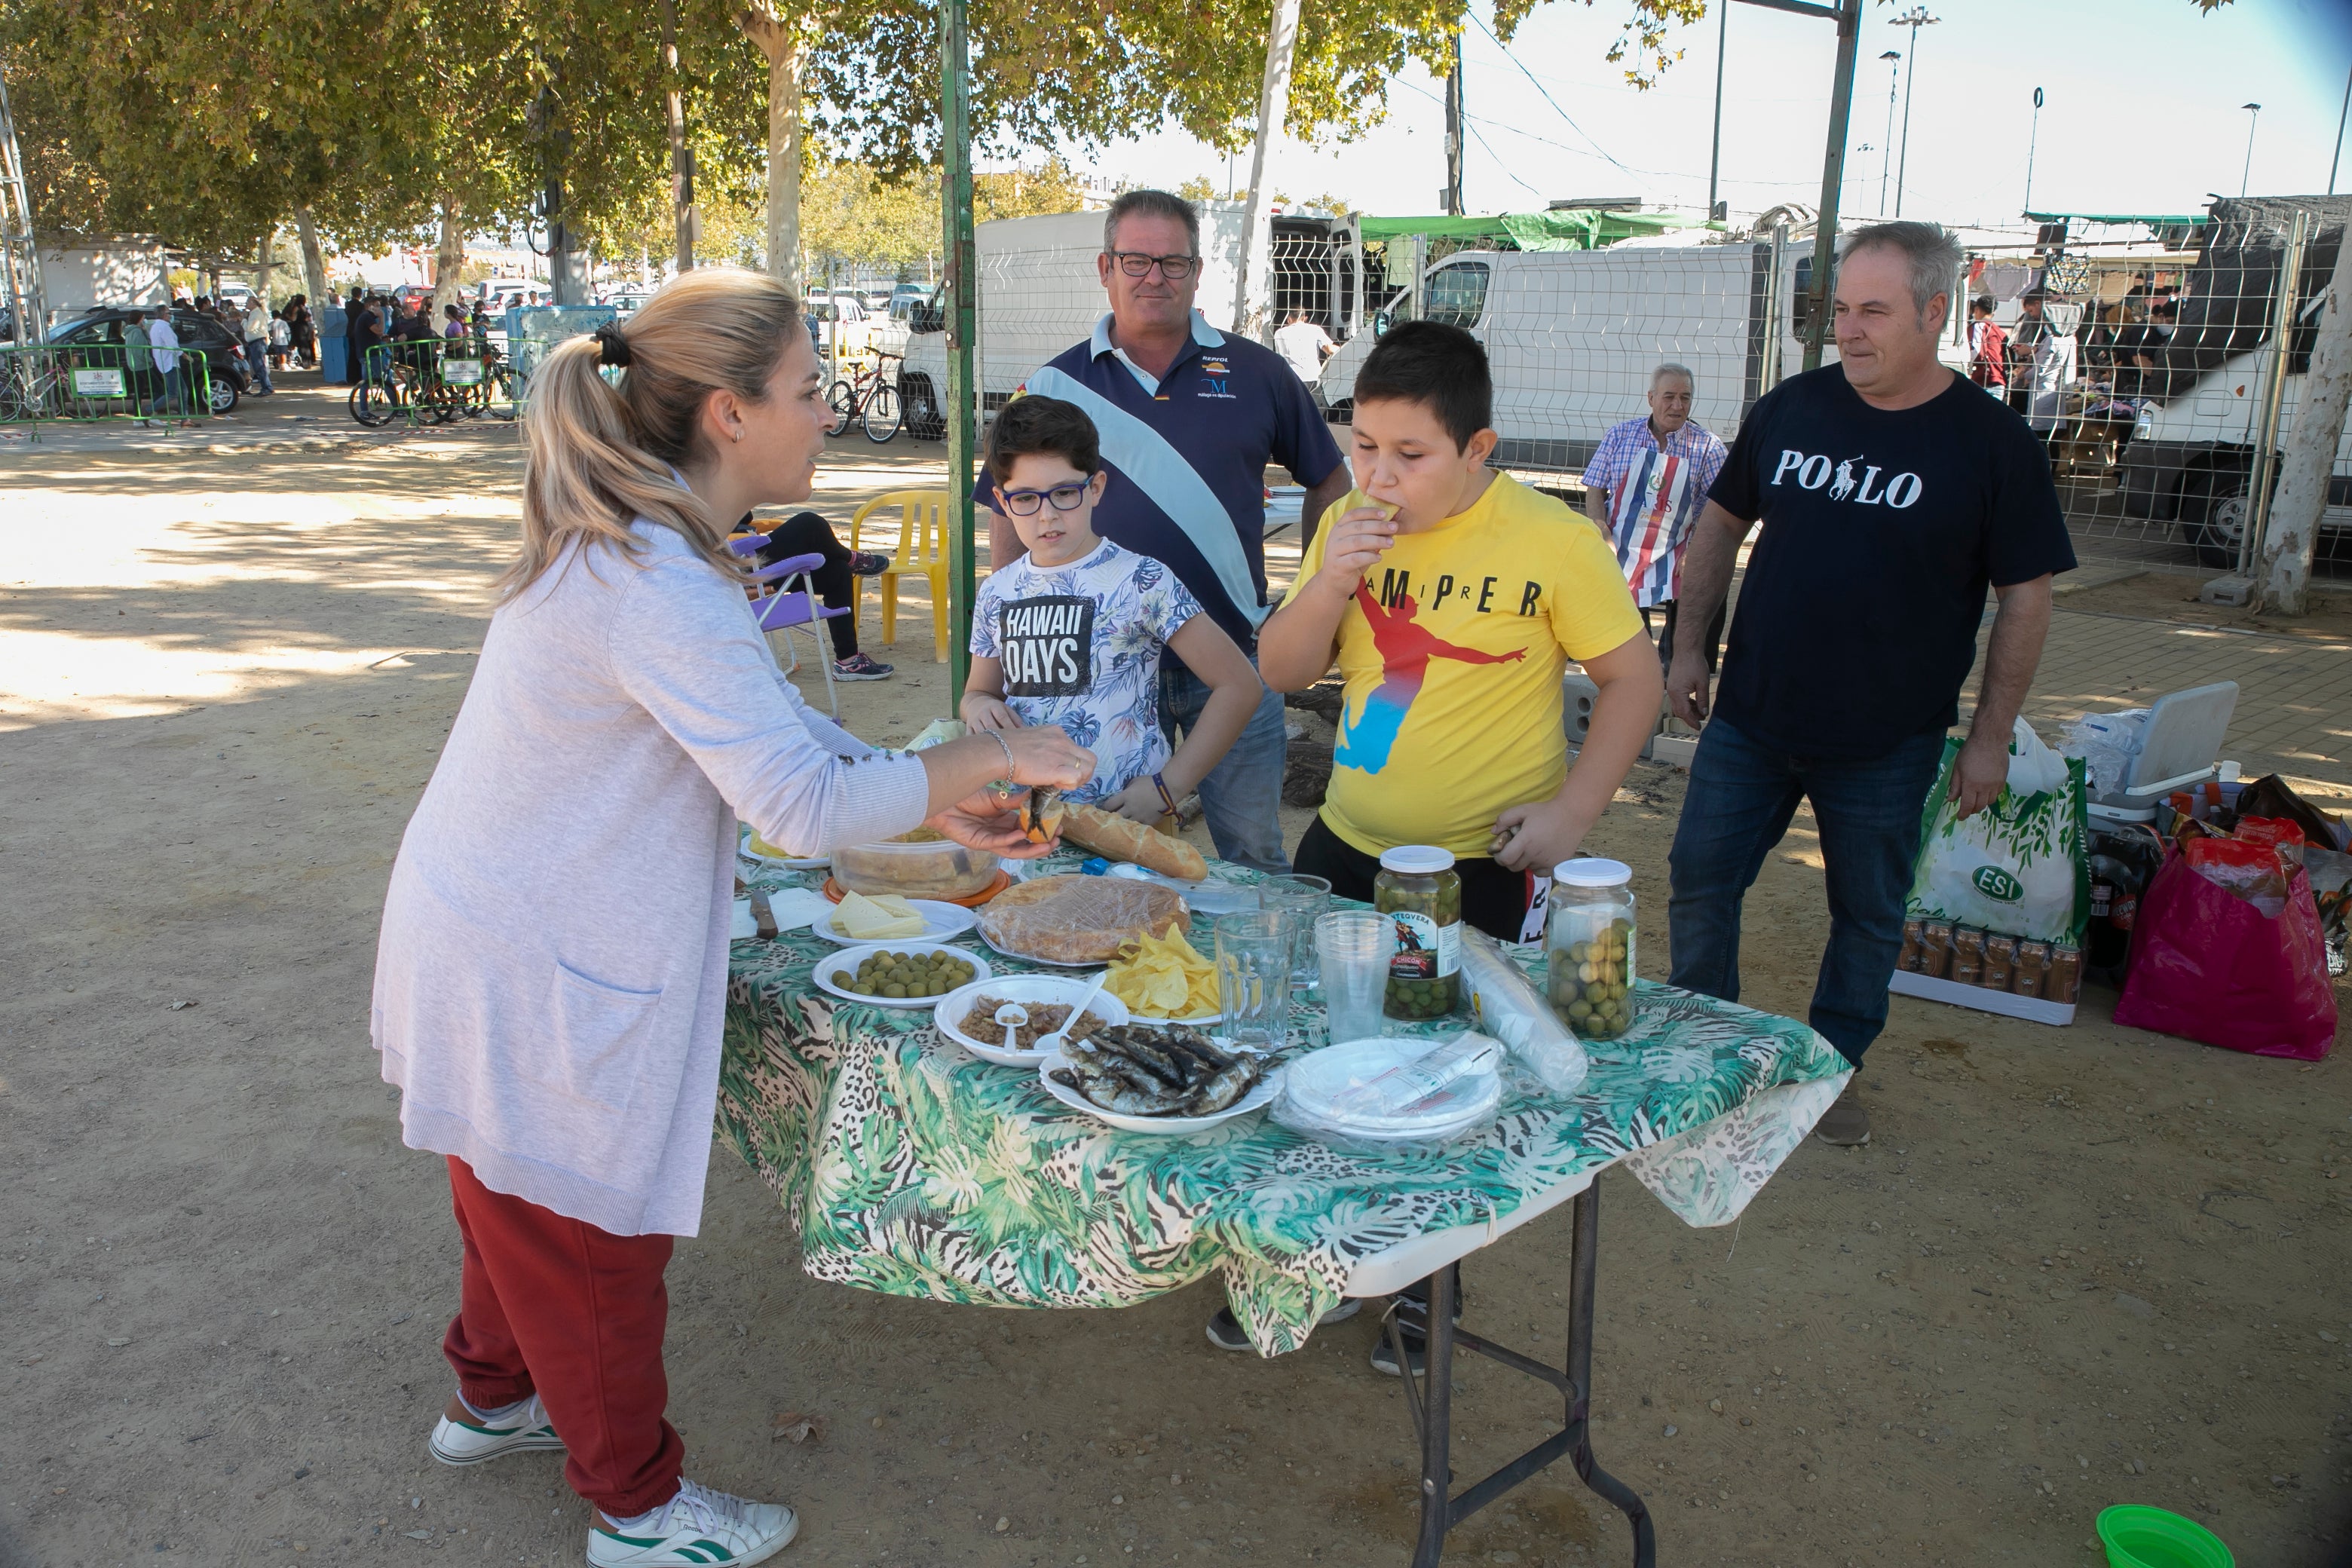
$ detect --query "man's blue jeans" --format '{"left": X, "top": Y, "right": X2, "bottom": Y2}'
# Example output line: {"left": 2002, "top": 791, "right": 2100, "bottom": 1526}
{"left": 1666, "top": 715, "right": 1945, "bottom": 1067}
{"left": 244, "top": 337, "right": 273, "bottom": 394}
{"left": 1159, "top": 660, "right": 1290, "bottom": 874}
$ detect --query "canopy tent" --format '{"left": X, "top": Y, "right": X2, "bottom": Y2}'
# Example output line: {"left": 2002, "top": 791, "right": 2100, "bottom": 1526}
{"left": 1356, "top": 208, "right": 1704, "bottom": 252}
{"left": 2024, "top": 210, "right": 2209, "bottom": 228}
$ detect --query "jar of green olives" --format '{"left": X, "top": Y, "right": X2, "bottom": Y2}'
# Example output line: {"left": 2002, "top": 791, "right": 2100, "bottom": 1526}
{"left": 1546, "top": 858, "right": 1636, "bottom": 1040}
{"left": 1376, "top": 845, "right": 1462, "bottom": 1021}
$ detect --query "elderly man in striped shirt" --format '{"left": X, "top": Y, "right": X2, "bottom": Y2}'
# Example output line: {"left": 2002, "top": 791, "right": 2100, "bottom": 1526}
{"left": 1579, "top": 363, "right": 1730, "bottom": 672}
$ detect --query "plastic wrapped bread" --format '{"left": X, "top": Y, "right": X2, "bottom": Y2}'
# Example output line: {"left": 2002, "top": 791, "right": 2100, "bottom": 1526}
{"left": 1459, "top": 926, "right": 1590, "bottom": 1097}
{"left": 975, "top": 874, "right": 1191, "bottom": 964}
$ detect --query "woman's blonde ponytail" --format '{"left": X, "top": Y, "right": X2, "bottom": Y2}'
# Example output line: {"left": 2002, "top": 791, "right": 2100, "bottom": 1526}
{"left": 501, "top": 267, "right": 806, "bottom": 599}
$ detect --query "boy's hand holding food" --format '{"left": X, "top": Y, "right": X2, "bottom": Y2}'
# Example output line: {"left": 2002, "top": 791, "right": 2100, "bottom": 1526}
{"left": 1310, "top": 504, "right": 1399, "bottom": 594}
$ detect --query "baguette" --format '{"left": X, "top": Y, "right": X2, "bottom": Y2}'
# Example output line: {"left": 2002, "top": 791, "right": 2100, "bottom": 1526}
{"left": 1059, "top": 801, "right": 1209, "bottom": 881}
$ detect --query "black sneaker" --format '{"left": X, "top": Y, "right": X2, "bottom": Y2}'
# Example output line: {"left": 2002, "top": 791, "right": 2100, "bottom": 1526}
{"left": 1370, "top": 1276, "right": 1465, "bottom": 1377}
{"left": 832, "top": 652, "right": 893, "bottom": 681}
{"left": 1206, "top": 1300, "right": 1361, "bottom": 1352}
{"left": 1369, "top": 1325, "right": 1426, "bottom": 1378}
{"left": 847, "top": 551, "right": 892, "bottom": 575}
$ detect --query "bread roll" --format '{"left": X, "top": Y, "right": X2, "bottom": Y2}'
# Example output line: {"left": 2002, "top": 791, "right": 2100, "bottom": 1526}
{"left": 1059, "top": 801, "right": 1208, "bottom": 881}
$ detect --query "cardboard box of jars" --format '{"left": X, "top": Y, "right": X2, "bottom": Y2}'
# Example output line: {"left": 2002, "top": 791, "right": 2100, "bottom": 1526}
{"left": 1887, "top": 918, "right": 2082, "bottom": 1026}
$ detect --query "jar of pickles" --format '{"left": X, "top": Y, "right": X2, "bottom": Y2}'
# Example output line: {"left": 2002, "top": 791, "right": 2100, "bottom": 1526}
{"left": 1375, "top": 845, "right": 1462, "bottom": 1020}
{"left": 1546, "top": 858, "right": 1636, "bottom": 1040}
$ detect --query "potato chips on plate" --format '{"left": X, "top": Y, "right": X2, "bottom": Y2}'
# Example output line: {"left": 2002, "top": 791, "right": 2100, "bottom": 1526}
{"left": 1103, "top": 925, "right": 1221, "bottom": 1021}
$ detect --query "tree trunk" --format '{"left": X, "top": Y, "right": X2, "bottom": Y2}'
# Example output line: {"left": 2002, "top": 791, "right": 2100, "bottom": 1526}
{"left": 2262, "top": 228, "right": 2352, "bottom": 616}
{"left": 662, "top": 0, "right": 695, "bottom": 272}
{"left": 737, "top": 4, "right": 804, "bottom": 296}
{"left": 433, "top": 198, "right": 467, "bottom": 320}
{"left": 1230, "top": 0, "right": 1302, "bottom": 339}
{"left": 254, "top": 231, "right": 277, "bottom": 308}
{"left": 295, "top": 206, "right": 328, "bottom": 304}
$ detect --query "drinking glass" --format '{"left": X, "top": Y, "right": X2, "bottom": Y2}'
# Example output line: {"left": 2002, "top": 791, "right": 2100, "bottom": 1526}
{"left": 1315, "top": 910, "right": 1391, "bottom": 1045}
{"left": 1257, "top": 873, "right": 1332, "bottom": 990}
{"left": 1214, "top": 911, "right": 1294, "bottom": 1053}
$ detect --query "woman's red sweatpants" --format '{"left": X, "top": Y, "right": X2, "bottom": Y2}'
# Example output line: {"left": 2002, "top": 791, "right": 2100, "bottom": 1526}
{"left": 440, "top": 1156, "right": 685, "bottom": 1517}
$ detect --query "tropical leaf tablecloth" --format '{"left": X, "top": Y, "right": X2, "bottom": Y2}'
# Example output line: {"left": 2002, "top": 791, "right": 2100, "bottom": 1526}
{"left": 718, "top": 858, "right": 1851, "bottom": 1355}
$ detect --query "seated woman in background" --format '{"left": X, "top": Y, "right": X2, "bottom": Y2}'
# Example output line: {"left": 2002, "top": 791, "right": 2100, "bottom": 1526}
{"left": 732, "top": 510, "right": 898, "bottom": 681}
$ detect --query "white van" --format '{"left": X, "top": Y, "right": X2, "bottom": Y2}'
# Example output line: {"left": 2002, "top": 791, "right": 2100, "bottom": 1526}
{"left": 2116, "top": 195, "right": 2352, "bottom": 568}
{"left": 1315, "top": 239, "right": 1990, "bottom": 479}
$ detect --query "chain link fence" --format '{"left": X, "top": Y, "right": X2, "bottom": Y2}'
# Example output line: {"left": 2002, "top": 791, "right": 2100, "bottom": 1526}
{"left": 1977, "top": 200, "right": 2351, "bottom": 577}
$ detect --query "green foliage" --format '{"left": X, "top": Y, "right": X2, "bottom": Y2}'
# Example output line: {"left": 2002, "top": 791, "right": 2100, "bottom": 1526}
{"left": 796, "top": 155, "right": 1087, "bottom": 272}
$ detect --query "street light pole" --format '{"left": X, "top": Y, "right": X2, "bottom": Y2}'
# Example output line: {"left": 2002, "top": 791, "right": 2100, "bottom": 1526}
{"left": 2332, "top": 65, "right": 2350, "bottom": 195}
{"left": 1890, "top": 5, "right": 1937, "bottom": 218}
{"left": 2024, "top": 86, "right": 2043, "bottom": 213}
{"left": 1878, "top": 51, "right": 1900, "bottom": 215}
{"left": 1707, "top": 1, "right": 1730, "bottom": 223}
{"left": 2240, "top": 103, "right": 2262, "bottom": 197}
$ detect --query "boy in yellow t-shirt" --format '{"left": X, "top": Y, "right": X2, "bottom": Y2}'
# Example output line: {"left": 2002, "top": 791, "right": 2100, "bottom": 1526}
{"left": 1258, "top": 320, "right": 1662, "bottom": 945}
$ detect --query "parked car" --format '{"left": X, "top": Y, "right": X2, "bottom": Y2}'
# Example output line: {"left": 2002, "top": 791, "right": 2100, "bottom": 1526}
{"left": 49, "top": 306, "right": 250, "bottom": 413}
{"left": 477, "top": 279, "right": 553, "bottom": 315}
{"left": 805, "top": 292, "right": 874, "bottom": 360}
{"left": 604, "top": 286, "right": 661, "bottom": 317}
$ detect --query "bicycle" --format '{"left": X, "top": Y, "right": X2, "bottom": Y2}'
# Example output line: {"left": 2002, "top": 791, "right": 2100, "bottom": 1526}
{"left": 825, "top": 351, "right": 902, "bottom": 443}
{"left": 349, "top": 347, "right": 416, "bottom": 427}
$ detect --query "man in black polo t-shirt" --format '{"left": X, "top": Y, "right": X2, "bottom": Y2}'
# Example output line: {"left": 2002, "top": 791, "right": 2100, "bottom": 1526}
{"left": 1663, "top": 221, "right": 2075, "bottom": 1147}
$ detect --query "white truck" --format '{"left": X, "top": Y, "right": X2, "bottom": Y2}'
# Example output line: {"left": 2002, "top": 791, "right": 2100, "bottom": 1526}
{"left": 1315, "top": 236, "right": 1977, "bottom": 479}
{"left": 2117, "top": 194, "right": 2352, "bottom": 568}
{"left": 896, "top": 203, "right": 1361, "bottom": 439}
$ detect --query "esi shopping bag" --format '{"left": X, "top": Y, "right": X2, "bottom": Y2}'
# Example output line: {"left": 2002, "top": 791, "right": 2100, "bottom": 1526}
{"left": 2112, "top": 848, "right": 2338, "bottom": 1059}
{"left": 1906, "top": 718, "right": 2090, "bottom": 946}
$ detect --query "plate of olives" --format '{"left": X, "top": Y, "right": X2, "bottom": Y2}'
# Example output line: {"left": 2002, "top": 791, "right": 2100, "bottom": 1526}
{"left": 815, "top": 943, "right": 991, "bottom": 1007}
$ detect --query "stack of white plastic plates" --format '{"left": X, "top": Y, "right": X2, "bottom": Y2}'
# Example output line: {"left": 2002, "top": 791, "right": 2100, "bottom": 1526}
{"left": 1279, "top": 1038, "right": 1502, "bottom": 1144}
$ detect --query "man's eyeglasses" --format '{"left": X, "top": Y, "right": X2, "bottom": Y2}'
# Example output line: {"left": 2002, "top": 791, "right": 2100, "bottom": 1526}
{"left": 1107, "top": 251, "right": 1200, "bottom": 281}
{"left": 998, "top": 482, "right": 1092, "bottom": 516}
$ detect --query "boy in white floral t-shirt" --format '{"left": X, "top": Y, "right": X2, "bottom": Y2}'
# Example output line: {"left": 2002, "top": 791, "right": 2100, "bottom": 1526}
{"left": 965, "top": 397, "right": 1263, "bottom": 821}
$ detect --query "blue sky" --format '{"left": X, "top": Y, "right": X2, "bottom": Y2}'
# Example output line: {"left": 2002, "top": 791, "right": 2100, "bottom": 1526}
{"left": 1075, "top": 0, "right": 2352, "bottom": 226}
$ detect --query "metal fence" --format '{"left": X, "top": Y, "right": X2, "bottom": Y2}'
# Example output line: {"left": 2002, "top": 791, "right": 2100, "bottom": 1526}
{"left": 877, "top": 192, "right": 2351, "bottom": 581}
{"left": 348, "top": 337, "right": 518, "bottom": 428}
{"left": 1977, "top": 201, "right": 2352, "bottom": 578}
{"left": 0, "top": 338, "right": 215, "bottom": 431}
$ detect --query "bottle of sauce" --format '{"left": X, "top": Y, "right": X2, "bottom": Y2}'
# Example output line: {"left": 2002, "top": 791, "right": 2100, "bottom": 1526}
{"left": 1376, "top": 846, "right": 1462, "bottom": 1021}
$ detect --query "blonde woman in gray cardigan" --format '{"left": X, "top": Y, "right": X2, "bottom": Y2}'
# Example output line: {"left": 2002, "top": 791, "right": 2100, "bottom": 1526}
{"left": 372, "top": 268, "right": 1091, "bottom": 1568}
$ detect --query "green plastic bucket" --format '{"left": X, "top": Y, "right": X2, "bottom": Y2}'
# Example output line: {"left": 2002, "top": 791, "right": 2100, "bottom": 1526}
{"left": 2096, "top": 1505, "right": 2234, "bottom": 1568}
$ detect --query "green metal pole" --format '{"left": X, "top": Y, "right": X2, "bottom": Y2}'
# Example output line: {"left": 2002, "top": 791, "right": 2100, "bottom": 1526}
{"left": 939, "top": 0, "right": 978, "bottom": 715}
{"left": 1801, "top": 0, "right": 1860, "bottom": 372}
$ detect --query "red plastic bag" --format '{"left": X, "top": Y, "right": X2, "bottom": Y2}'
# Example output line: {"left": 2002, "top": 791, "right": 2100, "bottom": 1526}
{"left": 2114, "top": 848, "right": 2338, "bottom": 1059}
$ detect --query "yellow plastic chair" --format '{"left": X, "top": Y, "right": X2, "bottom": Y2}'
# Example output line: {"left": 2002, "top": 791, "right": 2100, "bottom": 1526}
{"left": 849, "top": 489, "right": 951, "bottom": 660}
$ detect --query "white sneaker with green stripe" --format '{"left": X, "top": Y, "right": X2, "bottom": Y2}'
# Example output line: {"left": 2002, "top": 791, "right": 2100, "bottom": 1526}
{"left": 427, "top": 1394, "right": 566, "bottom": 1465}
{"left": 586, "top": 1479, "right": 799, "bottom": 1566}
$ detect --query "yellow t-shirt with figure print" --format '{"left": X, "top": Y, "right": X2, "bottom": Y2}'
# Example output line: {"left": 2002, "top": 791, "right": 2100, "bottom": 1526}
{"left": 1282, "top": 472, "right": 1644, "bottom": 858}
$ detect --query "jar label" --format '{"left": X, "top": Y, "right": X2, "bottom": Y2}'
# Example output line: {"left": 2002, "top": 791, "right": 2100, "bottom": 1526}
{"left": 1389, "top": 912, "right": 1460, "bottom": 980}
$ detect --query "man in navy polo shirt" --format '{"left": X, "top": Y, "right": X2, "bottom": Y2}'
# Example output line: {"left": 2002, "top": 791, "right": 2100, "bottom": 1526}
{"left": 981, "top": 189, "right": 1353, "bottom": 871}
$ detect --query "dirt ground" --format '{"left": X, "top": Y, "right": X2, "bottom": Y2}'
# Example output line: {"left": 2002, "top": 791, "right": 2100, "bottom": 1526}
{"left": 6, "top": 373, "right": 2352, "bottom": 1568}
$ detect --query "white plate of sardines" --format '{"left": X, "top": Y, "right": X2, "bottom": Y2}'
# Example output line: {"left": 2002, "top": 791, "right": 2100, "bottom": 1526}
{"left": 1037, "top": 1023, "right": 1279, "bottom": 1133}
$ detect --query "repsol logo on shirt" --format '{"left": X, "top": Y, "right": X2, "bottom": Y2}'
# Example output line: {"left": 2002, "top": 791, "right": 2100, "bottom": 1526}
{"left": 1373, "top": 567, "right": 1543, "bottom": 617}
{"left": 1769, "top": 450, "right": 1924, "bottom": 509}
{"left": 998, "top": 595, "right": 1094, "bottom": 697}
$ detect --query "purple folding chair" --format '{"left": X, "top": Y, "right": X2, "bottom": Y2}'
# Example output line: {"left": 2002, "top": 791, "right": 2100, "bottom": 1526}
{"left": 747, "top": 550, "right": 850, "bottom": 719}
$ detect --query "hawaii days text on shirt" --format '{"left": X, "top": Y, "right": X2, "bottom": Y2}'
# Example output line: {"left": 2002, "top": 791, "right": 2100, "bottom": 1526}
{"left": 995, "top": 595, "right": 1094, "bottom": 696}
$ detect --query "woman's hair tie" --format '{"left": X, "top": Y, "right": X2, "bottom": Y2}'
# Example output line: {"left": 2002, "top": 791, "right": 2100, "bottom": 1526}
{"left": 592, "top": 320, "right": 633, "bottom": 368}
